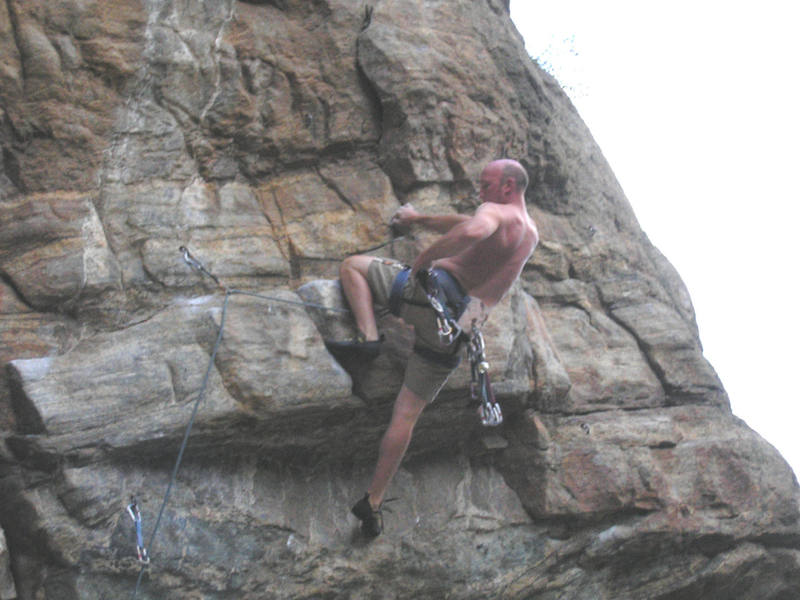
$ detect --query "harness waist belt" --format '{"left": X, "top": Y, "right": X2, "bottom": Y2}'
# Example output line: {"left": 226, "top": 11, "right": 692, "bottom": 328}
{"left": 431, "top": 268, "right": 470, "bottom": 320}
{"left": 388, "top": 266, "right": 470, "bottom": 320}
{"left": 388, "top": 267, "right": 411, "bottom": 317}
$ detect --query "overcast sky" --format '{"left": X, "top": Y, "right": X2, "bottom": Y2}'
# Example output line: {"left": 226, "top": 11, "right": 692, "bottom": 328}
{"left": 510, "top": 1, "right": 800, "bottom": 475}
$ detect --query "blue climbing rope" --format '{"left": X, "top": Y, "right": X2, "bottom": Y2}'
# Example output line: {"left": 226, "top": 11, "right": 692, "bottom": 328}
{"left": 132, "top": 288, "right": 231, "bottom": 599}
{"left": 132, "top": 247, "right": 352, "bottom": 598}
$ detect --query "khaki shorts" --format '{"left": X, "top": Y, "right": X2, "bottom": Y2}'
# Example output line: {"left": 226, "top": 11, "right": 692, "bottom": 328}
{"left": 366, "top": 258, "right": 464, "bottom": 403}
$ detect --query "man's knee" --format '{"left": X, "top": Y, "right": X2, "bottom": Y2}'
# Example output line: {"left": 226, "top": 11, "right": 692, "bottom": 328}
{"left": 340, "top": 254, "right": 373, "bottom": 279}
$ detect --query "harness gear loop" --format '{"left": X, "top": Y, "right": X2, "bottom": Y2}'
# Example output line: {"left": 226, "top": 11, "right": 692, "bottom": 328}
{"left": 415, "top": 269, "right": 463, "bottom": 345}
{"left": 126, "top": 498, "right": 150, "bottom": 564}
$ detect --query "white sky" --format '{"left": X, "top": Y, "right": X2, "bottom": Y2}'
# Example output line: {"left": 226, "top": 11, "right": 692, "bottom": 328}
{"left": 510, "top": 1, "right": 800, "bottom": 476}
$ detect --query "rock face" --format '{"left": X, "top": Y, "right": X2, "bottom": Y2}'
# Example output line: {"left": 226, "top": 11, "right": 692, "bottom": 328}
{"left": 0, "top": 1, "right": 797, "bottom": 599}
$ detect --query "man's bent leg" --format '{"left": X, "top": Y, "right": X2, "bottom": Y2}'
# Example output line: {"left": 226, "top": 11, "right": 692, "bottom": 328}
{"left": 366, "top": 385, "right": 427, "bottom": 508}
{"left": 339, "top": 255, "right": 379, "bottom": 341}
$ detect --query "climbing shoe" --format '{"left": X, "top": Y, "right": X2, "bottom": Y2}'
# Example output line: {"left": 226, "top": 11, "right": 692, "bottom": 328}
{"left": 351, "top": 493, "right": 385, "bottom": 538}
{"left": 325, "top": 333, "right": 383, "bottom": 362}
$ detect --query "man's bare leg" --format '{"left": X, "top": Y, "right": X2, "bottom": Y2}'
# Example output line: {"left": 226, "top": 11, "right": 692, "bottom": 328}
{"left": 339, "top": 255, "right": 379, "bottom": 341}
{"left": 367, "top": 385, "right": 427, "bottom": 508}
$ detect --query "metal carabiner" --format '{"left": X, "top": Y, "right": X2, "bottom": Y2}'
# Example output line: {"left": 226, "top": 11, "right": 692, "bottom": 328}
{"left": 127, "top": 498, "right": 150, "bottom": 564}
{"left": 419, "top": 269, "right": 461, "bottom": 344}
{"left": 479, "top": 399, "right": 503, "bottom": 427}
{"left": 437, "top": 315, "right": 456, "bottom": 343}
{"left": 179, "top": 246, "right": 221, "bottom": 287}
{"left": 471, "top": 328, "right": 485, "bottom": 356}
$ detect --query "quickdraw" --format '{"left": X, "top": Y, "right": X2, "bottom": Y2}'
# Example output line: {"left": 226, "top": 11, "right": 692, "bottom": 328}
{"left": 430, "top": 294, "right": 460, "bottom": 344}
{"left": 179, "top": 246, "right": 348, "bottom": 313}
{"left": 466, "top": 324, "right": 503, "bottom": 427}
{"left": 126, "top": 498, "right": 150, "bottom": 564}
{"left": 180, "top": 246, "right": 220, "bottom": 287}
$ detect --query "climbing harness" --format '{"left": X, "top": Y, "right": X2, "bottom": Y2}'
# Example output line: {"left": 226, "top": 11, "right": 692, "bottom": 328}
{"left": 388, "top": 267, "right": 467, "bottom": 368}
{"left": 417, "top": 269, "right": 463, "bottom": 345}
{"left": 414, "top": 268, "right": 503, "bottom": 426}
{"left": 390, "top": 267, "right": 469, "bottom": 345}
{"left": 388, "top": 266, "right": 412, "bottom": 318}
{"left": 126, "top": 498, "right": 150, "bottom": 564}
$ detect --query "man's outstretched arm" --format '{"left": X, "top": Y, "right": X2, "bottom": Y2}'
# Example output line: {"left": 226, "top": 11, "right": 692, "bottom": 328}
{"left": 390, "top": 204, "right": 470, "bottom": 234}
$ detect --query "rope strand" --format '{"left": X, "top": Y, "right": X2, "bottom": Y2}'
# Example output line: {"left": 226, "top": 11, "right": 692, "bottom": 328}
{"left": 131, "top": 241, "right": 399, "bottom": 597}
{"left": 133, "top": 290, "right": 231, "bottom": 598}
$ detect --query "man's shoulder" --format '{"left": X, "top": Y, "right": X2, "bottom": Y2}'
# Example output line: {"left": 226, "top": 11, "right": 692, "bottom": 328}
{"left": 478, "top": 201, "right": 532, "bottom": 224}
{"left": 476, "top": 201, "right": 513, "bottom": 218}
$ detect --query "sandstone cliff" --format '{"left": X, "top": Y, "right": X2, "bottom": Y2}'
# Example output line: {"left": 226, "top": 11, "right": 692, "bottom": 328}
{"left": 1, "top": 1, "right": 798, "bottom": 599}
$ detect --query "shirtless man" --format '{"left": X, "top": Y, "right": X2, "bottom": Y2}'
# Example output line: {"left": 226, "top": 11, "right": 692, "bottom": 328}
{"left": 333, "top": 159, "right": 538, "bottom": 537}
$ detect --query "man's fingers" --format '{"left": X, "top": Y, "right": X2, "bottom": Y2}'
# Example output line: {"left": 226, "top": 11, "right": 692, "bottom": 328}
{"left": 391, "top": 203, "right": 416, "bottom": 225}
{"left": 410, "top": 257, "right": 428, "bottom": 276}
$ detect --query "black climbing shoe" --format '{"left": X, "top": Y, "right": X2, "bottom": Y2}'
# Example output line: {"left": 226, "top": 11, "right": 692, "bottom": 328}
{"left": 325, "top": 333, "right": 383, "bottom": 362}
{"left": 351, "top": 493, "right": 385, "bottom": 538}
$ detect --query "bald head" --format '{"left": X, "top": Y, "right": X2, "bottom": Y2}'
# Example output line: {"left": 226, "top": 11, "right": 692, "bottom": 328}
{"left": 488, "top": 159, "right": 529, "bottom": 193}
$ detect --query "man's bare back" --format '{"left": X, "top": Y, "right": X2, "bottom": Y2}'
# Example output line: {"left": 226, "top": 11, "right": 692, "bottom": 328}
{"left": 436, "top": 202, "right": 537, "bottom": 307}
{"left": 409, "top": 159, "right": 539, "bottom": 307}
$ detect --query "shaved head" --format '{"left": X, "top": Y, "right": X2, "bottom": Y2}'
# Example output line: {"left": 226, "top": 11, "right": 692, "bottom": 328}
{"left": 499, "top": 159, "right": 529, "bottom": 193}
{"left": 487, "top": 159, "right": 529, "bottom": 193}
